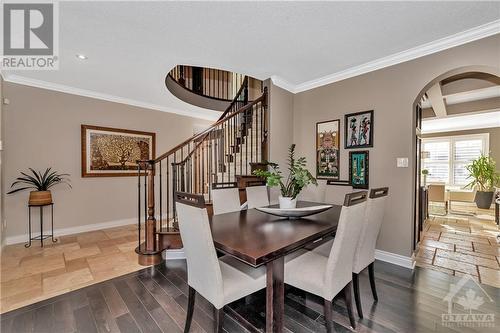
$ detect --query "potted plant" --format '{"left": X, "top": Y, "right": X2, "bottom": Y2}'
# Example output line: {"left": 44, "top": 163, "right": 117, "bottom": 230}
{"left": 421, "top": 169, "right": 429, "bottom": 187}
{"left": 7, "top": 168, "right": 71, "bottom": 205}
{"left": 465, "top": 155, "right": 499, "bottom": 209}
{"left": 254, "top": 144, "right": 317, "bottom": 209}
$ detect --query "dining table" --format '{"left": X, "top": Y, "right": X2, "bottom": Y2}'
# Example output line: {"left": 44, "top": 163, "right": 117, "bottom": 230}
{"left": 210, "top": 201, "right": 342, "bottom": 333}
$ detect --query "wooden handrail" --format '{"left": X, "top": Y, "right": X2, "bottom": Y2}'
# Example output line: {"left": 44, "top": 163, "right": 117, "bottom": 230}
{"left": 152, "top": 84, "right": 265, "bottom": 164}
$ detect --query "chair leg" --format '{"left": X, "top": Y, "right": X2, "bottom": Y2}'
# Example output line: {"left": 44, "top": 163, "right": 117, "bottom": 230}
{"left": 368, "top": 262, "right": 378, "bottom": 301}
{"left": 184, "top": 286, "right": 196, "bottom": 333}
{"left": 214, "top": 307, "right": 224, "bottom": 333}
{"left": 352, "top": 273, "right": 363, "bottom": 319}
{"left": 343, "top": 281, "right": 356, "bottom": 329}
{"left": 323, "top": 299, "right": 335, "bottom": 333}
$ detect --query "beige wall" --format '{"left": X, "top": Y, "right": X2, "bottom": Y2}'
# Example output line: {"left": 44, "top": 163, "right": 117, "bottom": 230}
{"left": 0, "top": 77, "right": 4, "bottom": 247}
{"left": 265, "top": 79, "right": 295, "bottom": 168}
{"left": 3, "top": 82, "right": 210, "bottom": 241}
{"left": 422, "top": 127, "right": 500, "bottom": 171}
{"left": 291, "top": 35, "right": 500, "bottom": 257}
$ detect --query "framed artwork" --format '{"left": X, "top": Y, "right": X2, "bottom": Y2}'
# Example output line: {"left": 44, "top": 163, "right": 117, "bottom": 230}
{"left": 344, "top": 110, "right": 373, "bottom": 149}
{"left": 349, "top": 151, "right": 369, "bottom": 189}
{"left": 316, "top": 119, "right": 340, "bottom": 180}
{"left": 81, "top": 125, "right": 156, "bottom": 177}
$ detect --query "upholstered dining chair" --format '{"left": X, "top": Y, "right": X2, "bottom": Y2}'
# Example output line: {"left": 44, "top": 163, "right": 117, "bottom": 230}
{"left": 246, "top": 185, "right": 270, "bottom": 209}
{"left": 352, "top": 187, "right": 389, "bottom": 319}
{"left": 428, "top": 183, "right": 448, "bottom": 215}
{"left": 324, "top": 180, "right": 353, "bottom": 205}
{"left": 211, "top": 182, "right": 241, "bottom": 215}
{"left": 175, "top": 192, "right": 267, "bottom": 333}
{"left": 285, "top": 191, "right": 368, "bottom": 332}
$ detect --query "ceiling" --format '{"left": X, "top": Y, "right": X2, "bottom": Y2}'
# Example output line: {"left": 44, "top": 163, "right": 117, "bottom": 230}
{"left": 2, "top": 1, "right": 500, "bottom": 120}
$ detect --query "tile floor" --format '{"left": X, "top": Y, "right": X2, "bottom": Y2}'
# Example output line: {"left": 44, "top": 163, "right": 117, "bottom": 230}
{"left": 416, "top": 202, "right": 500, "bottom": 288}
{"left": 0, "top": 224, "right": 147, "bottom": 314}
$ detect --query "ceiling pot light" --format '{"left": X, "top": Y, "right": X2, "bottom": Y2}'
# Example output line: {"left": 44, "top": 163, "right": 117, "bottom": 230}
{"left": 76, "top": 54, "right": 88, "bottom": 60}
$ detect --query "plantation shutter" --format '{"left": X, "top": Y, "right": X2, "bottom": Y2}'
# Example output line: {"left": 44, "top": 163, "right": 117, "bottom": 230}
{"left": 453, "top": 138, "right": 485, "bottom": 185}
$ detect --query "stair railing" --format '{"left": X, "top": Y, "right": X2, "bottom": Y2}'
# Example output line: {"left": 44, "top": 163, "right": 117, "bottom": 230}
{"left": 136, "top": 77, "right": 268, "bottom": 259}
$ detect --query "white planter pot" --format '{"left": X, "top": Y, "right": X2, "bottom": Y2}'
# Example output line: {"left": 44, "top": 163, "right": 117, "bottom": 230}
{"left": 279, "top": 196, "right": 297, "bottom": 209}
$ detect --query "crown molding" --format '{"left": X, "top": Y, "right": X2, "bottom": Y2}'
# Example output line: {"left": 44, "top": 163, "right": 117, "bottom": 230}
{"left": 272, "top": 20, "right": 500, "bottom": 94}
{"left": 2, "top": 74, "right": 220, "bottom": 121}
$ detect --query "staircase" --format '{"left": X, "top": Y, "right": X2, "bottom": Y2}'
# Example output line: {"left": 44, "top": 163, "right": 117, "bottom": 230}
{"left": 136, "top": 77, "right": 268, "bottom": 265}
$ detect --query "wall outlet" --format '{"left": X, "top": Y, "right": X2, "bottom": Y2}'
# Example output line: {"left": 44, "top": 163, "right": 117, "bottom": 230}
{"left": 397, "top": 157, "right": 409, "bottom": 168}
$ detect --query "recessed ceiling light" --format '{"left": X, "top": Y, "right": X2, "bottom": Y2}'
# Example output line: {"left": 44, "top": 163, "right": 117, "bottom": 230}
{"left": 76, "top": 54, "right": 88, "bottom": 60}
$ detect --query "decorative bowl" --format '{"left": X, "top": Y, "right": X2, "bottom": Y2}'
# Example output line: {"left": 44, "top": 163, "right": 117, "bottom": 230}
{"left": 255, "top": 205, "right": 333, "bottom": 219}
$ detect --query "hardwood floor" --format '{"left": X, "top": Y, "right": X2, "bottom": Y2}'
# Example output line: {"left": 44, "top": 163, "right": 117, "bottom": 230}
{"left": 1, "top": 259, "right": 498, "bottom": 333}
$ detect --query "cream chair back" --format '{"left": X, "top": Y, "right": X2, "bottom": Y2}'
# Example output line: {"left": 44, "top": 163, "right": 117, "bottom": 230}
{"left": 269, "top": 187, "right": 280, "bottom": 205}
{"left": 211, "top": 182, "right": 241, "bottom": 215}
{"left": 353, "top": 187, "right": 389, "bottom": 274}
{"left": 246, "top": 185, "right": 270, "bottom": 209}
{"left": 324, "top": 191, "right": 367, "bottom": 300}
{"left": 428, "top": 183, "right": 446, "bottom": 202}
{"left": 324, "top": 181, "right": 353, "bottom": 205}
{"left": 175, "top": 192, "right": 224, "bottom": 307}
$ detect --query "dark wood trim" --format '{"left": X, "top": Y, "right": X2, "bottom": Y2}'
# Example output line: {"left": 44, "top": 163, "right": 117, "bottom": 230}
{"left": 344, "top": 191, "right": 368, "bottom": 207}
{"left": 326, "top": 180, "right": 351, "bottom": 186}
{"left": 266, "top": 257, "right": 284, "bottom": 333}
{"left": 352, "top": 273, "right": 363, "bottom": 318}
{"left": 344, "top": 110, "right": 374, "bottom": 149}
{"left": 369, "top": 187, "right": 389, "bottom": 199}
{"left": 316, "top": 119, "right": 341, "bottom": 180}
{"left": 184, "top": 286, "right": 196, "bottom": 333}
{"left": 211, "top": 182, "right": 238, "bottom": 189}
{"left": 81, "top": 124, "right": 156, "bottom": 178}
{"left": 368, "top": 262, "right": 378, "bottom": 301}
{"left": 174, "top": 191, "right": 206, "bottom": 208}
{"left": 343, "top": 281, "right": 356, "bottom": 329}
{"left": 349, "top": 150, "right": 369, "bottom": 189}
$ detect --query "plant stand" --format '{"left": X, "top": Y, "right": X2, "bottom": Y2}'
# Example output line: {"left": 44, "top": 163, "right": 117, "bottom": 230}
{"left": 26, "top": 203, "right": 57, "bottom": 248}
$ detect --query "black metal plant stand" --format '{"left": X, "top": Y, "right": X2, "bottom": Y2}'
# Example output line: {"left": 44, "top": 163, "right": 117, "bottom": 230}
{"left": 25, "top": 203, "right": 57, "bottom": 248}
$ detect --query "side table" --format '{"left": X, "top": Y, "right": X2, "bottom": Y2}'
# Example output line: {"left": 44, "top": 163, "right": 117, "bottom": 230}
{"left": 26, "top": 203, "right": 57, "bottom": 248}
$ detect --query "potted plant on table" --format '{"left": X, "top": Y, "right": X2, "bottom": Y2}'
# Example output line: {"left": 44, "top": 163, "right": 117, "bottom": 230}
{"left": 7, "top": 168, "right": 71, "bottom": 205}
{"left": 465, "top": 155, "right": 499, "bottom": 209}
{"left": 253, "top": 144, "right": 317, "bottom": 209}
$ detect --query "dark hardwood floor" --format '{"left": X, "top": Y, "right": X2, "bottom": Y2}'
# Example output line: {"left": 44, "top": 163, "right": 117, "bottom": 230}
{"left": 1, "top": 260, "right": 499, "bottom": 333}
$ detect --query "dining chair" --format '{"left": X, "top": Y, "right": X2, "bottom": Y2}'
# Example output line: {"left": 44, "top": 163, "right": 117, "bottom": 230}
{"left": 310, "top": 181, "right": 354, "bottom": 257}
{"left": 246, "top": 185, "right": 270, "bottom": 209}
{"left": 352, "top": 187, "right": 389, "bottom": 319}
{"left": 175, "top": 192, "right": 267, "bottom": 333}
{"left": 299, "top": 179, "right": 327, "bottom": 202}
{"left": 269, "top": 187, "right": 280, "bottom": 205}
{"left": 211, "top": 182, "right": 241, "bottom": 215}
{"left": 285, "top": 191, "right": 368, "bottom": 332}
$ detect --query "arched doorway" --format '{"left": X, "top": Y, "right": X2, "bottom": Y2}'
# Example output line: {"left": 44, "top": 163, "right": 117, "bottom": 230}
{"left": 411, "top": 66, "right": 500, "bottom": 273}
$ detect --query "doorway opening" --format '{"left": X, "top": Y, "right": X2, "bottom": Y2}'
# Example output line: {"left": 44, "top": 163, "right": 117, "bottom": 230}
{"left": 412, "top": 67, "right": 500, "bottom": 288}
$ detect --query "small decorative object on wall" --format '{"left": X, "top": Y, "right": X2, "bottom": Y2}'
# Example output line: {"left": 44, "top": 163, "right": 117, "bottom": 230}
{"left": 253, "top": 144, "right": 317, "bottom": 209}
{"left": 349, "top": 151, "right": 369, "bottom": 189}
{"left": 316, "top": 119, "right": 340, "bottom": 180}
{"left": 344, "top": 110, "right": 373, "bottom": 149}
{"left": 81, "top": 125, "right": 156, "bottom": 177}
{"left": 7, "top": 168, "right": 72, "bottom": 205}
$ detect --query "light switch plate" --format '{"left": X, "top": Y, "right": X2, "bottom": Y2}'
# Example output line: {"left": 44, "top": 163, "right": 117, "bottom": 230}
{"left": 397, "top": 157, "right": 409, "bottom": 168}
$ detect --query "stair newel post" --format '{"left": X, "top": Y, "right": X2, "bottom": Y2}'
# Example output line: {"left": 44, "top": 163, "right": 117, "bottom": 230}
{"left": 145, "top": 160, "right": 157, "bottom": 252}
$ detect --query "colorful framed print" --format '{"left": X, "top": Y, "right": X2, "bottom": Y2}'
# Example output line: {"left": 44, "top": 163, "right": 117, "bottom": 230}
{"left": 344, "top": 110, "right": 373, "bottom": 149}
{"left": 81, "top": 125, "right": 156, "bottom": 177}
{"left": 349, "top": 151, "right": 369, "bottom": 189}
{"left": 316, "top": 119, "right": 340, "bottom": 180}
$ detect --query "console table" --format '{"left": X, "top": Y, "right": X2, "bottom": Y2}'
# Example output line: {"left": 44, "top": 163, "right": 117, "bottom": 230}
{"left": 26, "top": 203, "right": 57, "bottom": 248}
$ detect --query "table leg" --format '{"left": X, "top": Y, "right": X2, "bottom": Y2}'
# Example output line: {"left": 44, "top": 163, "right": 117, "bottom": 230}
{"left": 266, "top": 256, "right": 284, "bottom": 333}
{"left": 40, "top": 206, "right": 43, "bottom": 248}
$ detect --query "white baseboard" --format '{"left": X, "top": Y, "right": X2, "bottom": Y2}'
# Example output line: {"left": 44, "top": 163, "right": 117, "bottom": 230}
{"left": 4, "top": 218, "right": 136, "bottom": 245}
{"left": 163, "top": 248, "right": 186, "bottom": 260}
{"left": 159, "top": 248, "right": 415, "bottom": 269}
{"left": 375, "top": 249, "right": 415, "bottom": 269}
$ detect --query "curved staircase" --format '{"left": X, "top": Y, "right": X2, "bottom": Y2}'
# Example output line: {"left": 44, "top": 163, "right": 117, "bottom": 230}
{"left": 136, "top": 76, "right": 268, "bottom": 265}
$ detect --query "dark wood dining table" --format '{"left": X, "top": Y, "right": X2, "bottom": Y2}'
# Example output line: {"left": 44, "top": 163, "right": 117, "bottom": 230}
{"left": 210, "top": 201, "right": 342, "bottom": 333}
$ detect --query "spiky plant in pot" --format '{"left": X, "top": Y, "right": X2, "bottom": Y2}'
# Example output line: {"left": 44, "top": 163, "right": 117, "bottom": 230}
{"left": 8, "top": 168, "right": 71, "bottom": 205}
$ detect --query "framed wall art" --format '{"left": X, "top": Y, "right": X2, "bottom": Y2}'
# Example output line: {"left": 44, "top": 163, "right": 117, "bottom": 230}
{"left": 349, "top": 150, "right": 369, "bottom": 189}
{"left": 316, "top": 119, "right": 340, "bottom": 180}
{"left": 81, "top": 125, "right": 156, "bottom": 177}
{"left": 344, "top": 110, "right": 373, "bottom": 149}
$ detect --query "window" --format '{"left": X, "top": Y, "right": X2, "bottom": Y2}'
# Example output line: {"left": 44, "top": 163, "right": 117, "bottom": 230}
{"left": 422, "top": 134, "right": 489, "bottom": 186}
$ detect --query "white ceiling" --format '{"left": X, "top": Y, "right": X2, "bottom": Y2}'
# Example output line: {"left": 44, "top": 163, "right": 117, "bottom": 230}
{"left": 2, "top": 1, "right": 500, "bottom": 120}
